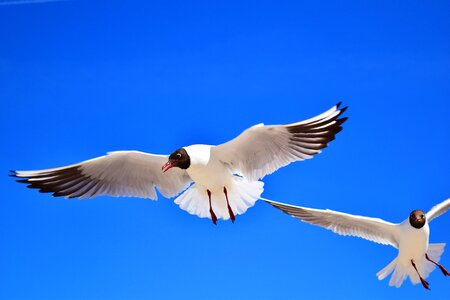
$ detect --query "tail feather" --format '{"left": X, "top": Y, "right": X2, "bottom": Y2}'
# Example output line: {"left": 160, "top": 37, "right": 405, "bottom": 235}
{"left": 410, "top": 243, "right": 446, "bottom": 284}
{"left": 377, "top": 257, "right": 409, "bottom": 288}
{"left": 376, "top": 258, "right": 397, "bottom": 281}
{"left": 174, "top": 177, "right": 264, "bottom": 220}
{"left": 175, "top": 184, "right": 209, "bottom": 218}
{"left": 377, "top": 243, "right": 446, "bottom": 288}
{"left": 428, "top": 243, "right": 446, "bottom": 262}
{"left": 389, "top": 263, "right": 409, "bottom": 288}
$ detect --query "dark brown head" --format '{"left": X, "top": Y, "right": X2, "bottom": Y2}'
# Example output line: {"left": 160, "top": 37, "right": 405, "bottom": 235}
{"left": 162, "top": 148, "right": 190, "bottom": 172}
{"left": 409, "top": 210, "right": 426, "bottom": 229}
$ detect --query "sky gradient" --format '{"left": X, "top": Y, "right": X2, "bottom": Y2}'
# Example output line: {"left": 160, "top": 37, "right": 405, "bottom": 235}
{"left": 1, "top": 1, "right": 450, "bottom": 299}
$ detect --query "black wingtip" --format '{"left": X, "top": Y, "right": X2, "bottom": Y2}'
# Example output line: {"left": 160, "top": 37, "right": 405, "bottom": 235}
{"left": 338, "top": 105, "right": 348, "bottom": 116}
{"left": 9, "top": 170, "right": 18, "bottom": 177}
{"left": 333, "top": 126, "right": 344, "bottom": 135}
{"left": 336, "top": 101, "right": 342, "bottom": 108}
{"left": 262, "top": 199, "right": 278, "bottom": 208}
{"left": 264, "top": 201, "right": 293, "bottom": 217}
{"left": 337, "top": 116, "right": 348, "bottom": 124}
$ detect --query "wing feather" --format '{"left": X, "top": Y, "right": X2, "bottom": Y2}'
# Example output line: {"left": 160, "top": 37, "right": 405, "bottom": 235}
{"left": 11, "top": 151, "right": 192, "bottom": 200}
{"left": 426, "top": 198, "right": 450, "bottom": 223}
{"left": 263, "top": 198, "right": 400, "bottom": 248}
{"left": 212, "top": 103, "right": 347, "bottom": 180}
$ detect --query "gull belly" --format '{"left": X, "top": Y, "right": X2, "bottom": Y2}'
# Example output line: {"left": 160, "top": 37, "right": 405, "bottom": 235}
{"left": 184, "top": 144, "right": 233, "bottom": 191}
{"left": 397, "top": 221, "right": 429, "bottom": 266}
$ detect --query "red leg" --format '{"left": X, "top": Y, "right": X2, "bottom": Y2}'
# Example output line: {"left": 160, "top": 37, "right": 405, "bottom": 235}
{"left": 223, "top": 187, "right": 235, "bottom": 223}
{"left": 207, "top": 190, "right": 217, "bottom": 225}
{"left": 426, "top": 253, "right": 450, "bottom": 276}
{"left": 411, "top": 259, "right": 430, "bottom": 290}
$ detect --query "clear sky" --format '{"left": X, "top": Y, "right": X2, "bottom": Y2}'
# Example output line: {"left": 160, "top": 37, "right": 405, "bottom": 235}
{"left": 1, "top": 1, "right": 449, "bottom": 299}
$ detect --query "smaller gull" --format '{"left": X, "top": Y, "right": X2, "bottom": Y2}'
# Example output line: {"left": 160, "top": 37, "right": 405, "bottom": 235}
{"left": 263, "top": 197, "right": 450, "bottom": 289}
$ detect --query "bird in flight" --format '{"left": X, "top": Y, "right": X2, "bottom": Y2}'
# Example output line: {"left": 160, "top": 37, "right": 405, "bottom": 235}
{"left": 263, "top": 197, "right": 450, "bottom": 289}
{"left": 11, "top": 103, "right": 347, "bottom": 225}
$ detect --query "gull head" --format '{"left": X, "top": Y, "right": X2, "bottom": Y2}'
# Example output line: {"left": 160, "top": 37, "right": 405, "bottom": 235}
{"left": 162, "top": 148, "right": 191, "bottom": 172}
{"left": 409, "top": 210, "right": 426, "bottom": 229}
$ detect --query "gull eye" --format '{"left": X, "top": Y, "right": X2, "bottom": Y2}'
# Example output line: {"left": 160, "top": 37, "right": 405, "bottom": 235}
{"left": 421, "top": 214, "right": 425, "bottom": 219}
{"left": 176, "top": 153, "right": 182, "bottom": 159}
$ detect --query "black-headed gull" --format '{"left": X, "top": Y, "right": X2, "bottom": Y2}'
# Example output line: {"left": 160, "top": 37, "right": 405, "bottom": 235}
{"left": 11, "top": 103, "right": 347, "bottom": 224}
{"left": 263, "top": 197, "right": 450, "bottom": 289}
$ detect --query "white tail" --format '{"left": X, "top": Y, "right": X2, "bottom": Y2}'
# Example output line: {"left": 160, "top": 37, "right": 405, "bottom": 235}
{"left": 376, "top": 243, "right": 446, "bottom": 288}
{"left": 174, "top": 177, "right": 264, "bottom": 220}
{"left": 376, "top": 258, "right": 397, "bottom": 281}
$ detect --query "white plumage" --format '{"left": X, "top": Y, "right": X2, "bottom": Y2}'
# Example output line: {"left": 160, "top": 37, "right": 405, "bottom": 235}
{"left": 263, "top": 197, "right": 450, "bottom": 288}
{"left": 15, "top": 151, "right": 191, "bottom": 199}
{"left": 12, "top": 102, "right": 347, "bottom": 223}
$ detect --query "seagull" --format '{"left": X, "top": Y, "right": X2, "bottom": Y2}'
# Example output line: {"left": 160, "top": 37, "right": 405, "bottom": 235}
{"left": 11, "top": 103, "right": 347, "bottom": 225}
{"left": 263, "top": 197, "right": 450, "bottom": 289}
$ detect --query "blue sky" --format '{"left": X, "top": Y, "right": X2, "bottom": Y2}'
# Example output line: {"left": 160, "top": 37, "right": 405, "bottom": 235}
{"left": 1, "top": 0, "right": 450, "bottom": 299}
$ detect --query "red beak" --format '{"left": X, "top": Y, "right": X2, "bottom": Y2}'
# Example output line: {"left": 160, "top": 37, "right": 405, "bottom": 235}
{"left": 162, "top": 161, "right": 174, "bottom": 173}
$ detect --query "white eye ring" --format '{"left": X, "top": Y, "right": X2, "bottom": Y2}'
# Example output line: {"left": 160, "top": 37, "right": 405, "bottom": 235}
{"left": 176, "top": 153, "right": 182, "bottom": 159}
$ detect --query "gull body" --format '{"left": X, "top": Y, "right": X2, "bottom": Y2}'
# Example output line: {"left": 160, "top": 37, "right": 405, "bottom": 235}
{"left": 397, "top": 220, "right": 429, "bottom": 268}
{"left": 264, "top": 197, "right": 450, "bottom": 289}
{"left": 184, "top": 144, "right": 232, "bottom": 190}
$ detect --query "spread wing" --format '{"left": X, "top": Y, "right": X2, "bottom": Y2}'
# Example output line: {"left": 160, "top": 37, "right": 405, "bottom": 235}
{"left": 263, "top": 198, "right": 400, "bottom": 248}
{"left": 426, "top": 198, "right": 450, "bottom": 223}
{"left": 212, "top": 102, "right": 347, "bottom": 181}
{"left": 11, "top": 151, "right": 192, "bottom": 200}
